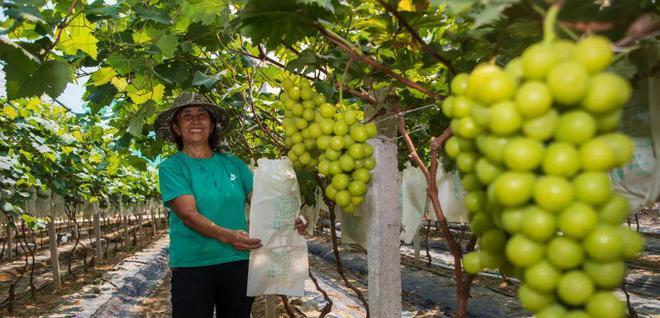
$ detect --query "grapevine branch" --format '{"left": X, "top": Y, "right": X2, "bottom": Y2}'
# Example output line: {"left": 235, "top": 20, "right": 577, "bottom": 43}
{"left": 248, "top": 46, "right": 377, "bottom": 104}
{"left": 396, "top": 112, "right": 474, "bottom": 318}
{"left": 616, "top": 14, "right": 660, "bottom": 48}
{"left": 43, "top": 0, "right": 80, "bottom": 59}
{"left": 309, "top": 269, "right": 333, "bottom": 317}
{"left": 316, "top": 25, "right": 444, "bottom": 101}
{"left": 313, "top": 174, "right": 370, "bottom": 317}
{"left": 280, "top": 295, "right": 296, "bottom": 317}
{"left": 245, "top": 60, "right": 286, "bottom": 149}
{"left": 376, "top": 0, "right": 456, "bottom": 75}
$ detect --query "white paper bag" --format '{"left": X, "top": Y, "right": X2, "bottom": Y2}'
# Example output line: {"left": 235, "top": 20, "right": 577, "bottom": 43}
{"left": 400, "top": 162, "right": 428, "bottom": 244}
{"left": 247, "top": 159, "right": 309, "bottom": 297}
{"left": 436, "top": 164, "right": 468, "bottom": 223}
{"left": 611, "top": 78, "right": 660, "bottom": 211}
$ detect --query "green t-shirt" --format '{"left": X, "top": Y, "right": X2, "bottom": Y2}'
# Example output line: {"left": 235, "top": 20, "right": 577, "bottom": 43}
{"left": 158, "top": 151, "right": 253, "bottom": 268}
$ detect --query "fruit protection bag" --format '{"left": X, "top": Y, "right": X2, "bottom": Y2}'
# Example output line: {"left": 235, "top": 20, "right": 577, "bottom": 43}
{"left": 246, "top": 159, "right": 309, "bottom": 297}
{"left": 435, "top": 164, "right": 468, "bottom": 224}
{"left": 611, "top": 78, "right": 660, "bottom": 211}
{"left": 400, "top": 162, "right": 428, "bottom": 244}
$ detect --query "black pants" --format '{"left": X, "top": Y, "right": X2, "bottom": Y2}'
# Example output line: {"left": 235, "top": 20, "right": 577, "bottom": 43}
{"left": 171, "top": 260, "right": 254, "bottom": 318}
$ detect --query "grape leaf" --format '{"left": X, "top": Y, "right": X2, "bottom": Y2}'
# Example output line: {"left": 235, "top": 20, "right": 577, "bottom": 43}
{"left": 3, "top": 106, "right": 18, "bottom": 120}
{"left": 295, "top": 0, "right": 334, "bottom": 12}
{"left": 398, "top": 0, "right": 414, "bottom": 12}
{"left": 471, "top": 0, "right": 521, "bottom": 30}
{"left": 238, "top": 0, "right": 328, "bottom": 50}
{"left": 181, "top": 0, "right": 228, "bottom": 26}
{"left": 286, "top": 49, "right": 319, "bottom": 73}
{"left": 10, "top": 61, "right": 74, "bottom": 100}
{"left": 127, "top": 102, "right": 156, "bottom": 137}
{"left": 58, "top": 14, "right": 98, "bottom": 60}
{"left": 5, "top": 6, "right": 48, "bottom": 26}
{"left": 192, "top": 71, "right": 225, "bottom": 89}
{"left": 132, "top": 27, "right": 158, "bottom": 45}
{"left": 111, "top": 77, "right": 128, "bottom": 91}
{"left": 0, "top": 43, "right": 39, "bottom": 99}
{"left": 133, "top": 4, "right": 172, "bottom": 25}
{"left": 609, "top": 59, "right": 638, "bottom": 80}
{"left": 430, "top": 0, "right": 477, "bottom": 15}
{"left": 156, "top": 33, "right": 179, "bottom": 59}
{"left": 91, "top": 67, "right": 117, "bottom": 86}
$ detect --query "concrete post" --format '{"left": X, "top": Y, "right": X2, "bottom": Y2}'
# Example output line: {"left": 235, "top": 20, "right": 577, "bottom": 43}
{"left": 7, "top": 220, "right": 13, "bottom": 261}
{"left": 93, "top": 209, "right": 102, "bottom": 260}
{"left": 366, "top": 137, "right": 402, "bottom": 317}
{"left": 121, "top": 199, "right": 129, "bottom": 253}
{"left": 264, "top": 295, "right": 276, "bottom": 318}
{"left": 48, "top": 198, "right": 62, "bottom": 289}
{"left": 413, "top": 229, "right": 421, "bottom": 264}
{"left": 138, "top": 213, "right": 144, "bottom": 245}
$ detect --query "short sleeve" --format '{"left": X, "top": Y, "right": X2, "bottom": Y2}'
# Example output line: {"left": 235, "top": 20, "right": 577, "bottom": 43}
{"left": 159, "top": 159, "right": 193, "bottom": 204}
{"left": 231, "top": 156, "right": 254, "bottom": 195}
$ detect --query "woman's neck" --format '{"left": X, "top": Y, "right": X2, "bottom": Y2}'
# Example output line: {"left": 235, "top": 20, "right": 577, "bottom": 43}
{"left": 182, "top": 144, "right": 213, "bottom": 159}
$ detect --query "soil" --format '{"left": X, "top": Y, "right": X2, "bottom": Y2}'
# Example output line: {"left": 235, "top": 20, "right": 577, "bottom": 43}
{"left": 0, "top": 229, "right": 167, "bottom": 318}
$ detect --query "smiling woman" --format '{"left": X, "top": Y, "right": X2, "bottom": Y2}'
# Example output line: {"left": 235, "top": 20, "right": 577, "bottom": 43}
{"left": 154, "top": 92, "right": 307, "bottom": 318}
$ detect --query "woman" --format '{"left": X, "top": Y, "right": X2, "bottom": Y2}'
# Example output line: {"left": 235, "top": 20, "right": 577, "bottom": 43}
{"left": 155, "top": 92, "right": 306, "bottom": 318}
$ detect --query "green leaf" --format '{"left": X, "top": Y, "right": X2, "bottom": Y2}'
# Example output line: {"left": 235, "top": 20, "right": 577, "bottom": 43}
{"left": 132, "top": 27, "right": 158, "bottom": 44}
{"left": 609, "top": 58, "right": 638, "bottom": 80}
{"left": 154, "top": 60, "right": 191, "bottom": 85}
{"left": 133, "top": 4, "right": 172, "bottom": 25}
{"left": 181, "top": 0, "right": 228, "bottom": 26}
{"left": 90, "top": 67, "right": 117, "bottom": 86}
{"left": 295, "top": 0, "right": 334, "bottom": 13}
{"left": 430, "top": 0, "right": 477, "bottom": 15}
{"left": 9, "top": 61, "right": 75, "bottom": 100}
{"left": 106, "top": 53, "right": 132, "bottom": 74}
{"left": 286, "top": 49, "right": 319, "bottom": 73}
{"left": 5, "top": 6, "right": 48, "bottom": 25}
{"left": 128, "top": 103, "right": 156, "bottom": 137}
{"left": 471, "top": 0, "right": 520, "bottom": 29}
{"left": 238, "top": 0, "right": 328, "bottom": 50}
{"left": 156, "top": 33, "right": 178, "bottom": 59}
{"left": 57, "top": 14, "right": 99, "bottom": 59}
{"left": 86, "top": 3, "right": 121, "bottom": 18}
{"left": 192, "top": 71, "right": 225, "bottom": 89}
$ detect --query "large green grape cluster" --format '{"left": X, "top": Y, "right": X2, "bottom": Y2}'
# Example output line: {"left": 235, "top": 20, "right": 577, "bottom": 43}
{"left": 279, "top": 78, "right": 378, "bottom": 212}
{"left": 444, "top": 34, "right": 644, "bottom": 318}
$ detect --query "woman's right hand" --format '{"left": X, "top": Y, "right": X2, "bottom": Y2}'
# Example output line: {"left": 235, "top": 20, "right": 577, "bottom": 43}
{"left": 227, "top": 230, "right": 262, "bottom": 251}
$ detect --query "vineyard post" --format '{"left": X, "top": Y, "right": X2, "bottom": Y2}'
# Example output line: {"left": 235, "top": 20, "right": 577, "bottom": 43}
{"left": 48, "top": 193, "right": 61, "bottom": 289}
{"left": 93, "top": 202, "right": 102, "bottom": 260}
{"left": 265, "top": 294, "right": 276, "bottom": 318}
{"left": 151, "top": 202, "right": 157, "bottom": 236}
{"left": 121, "top": 197, "right": 129, "bottom": 253}
{"left": 7, "top": 219, "right": 13, "bottom": 261}
{"left": 413, "top": 229, "right": 421, "bottom": 264}
{"left": 364, "top": 102, "right": 402, "bottom": 317}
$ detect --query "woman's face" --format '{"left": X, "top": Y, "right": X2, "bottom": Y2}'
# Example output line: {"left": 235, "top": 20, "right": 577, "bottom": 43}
{"left": 172, "top": 106, "right": 213, "bottom": 147}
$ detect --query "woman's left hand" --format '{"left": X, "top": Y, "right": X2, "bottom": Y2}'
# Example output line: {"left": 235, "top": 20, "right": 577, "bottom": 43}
{"left": 294, "top": 216, "right": 307, "bottom": 235}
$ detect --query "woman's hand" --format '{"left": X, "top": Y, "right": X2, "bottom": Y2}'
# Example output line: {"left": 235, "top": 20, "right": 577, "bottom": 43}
{"left": 228, "top": 230, "right": 262, "bottom": 251}
{"left": 294, "top": 216, "right": 307, "bottom": 235}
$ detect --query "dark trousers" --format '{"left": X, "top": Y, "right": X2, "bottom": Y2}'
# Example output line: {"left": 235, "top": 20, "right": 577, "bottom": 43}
{"left": 171, "top": 260, "right": 254, "bottom": 318}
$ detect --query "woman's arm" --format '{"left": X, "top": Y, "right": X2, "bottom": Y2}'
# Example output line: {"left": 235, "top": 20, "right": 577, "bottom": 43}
{"left": 168, "top": 194, "right": 262, "bottom": 250}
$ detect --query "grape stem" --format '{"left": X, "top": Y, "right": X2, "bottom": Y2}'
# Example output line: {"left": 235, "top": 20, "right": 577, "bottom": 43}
{"left": 543, "top": 4, "right": 561, "bottom": 44}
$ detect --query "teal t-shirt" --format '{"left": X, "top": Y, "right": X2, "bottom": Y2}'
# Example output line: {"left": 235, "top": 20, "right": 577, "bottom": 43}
{"left": 158, "top": 151, "right": 253, "bottom": 268}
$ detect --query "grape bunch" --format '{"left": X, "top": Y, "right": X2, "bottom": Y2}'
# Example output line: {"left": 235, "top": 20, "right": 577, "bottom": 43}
{"left": 444, "top": 33, "right": 645, "bottom": 318}
{"left": 279, "top": 79, "right": 378, "bottom": 212}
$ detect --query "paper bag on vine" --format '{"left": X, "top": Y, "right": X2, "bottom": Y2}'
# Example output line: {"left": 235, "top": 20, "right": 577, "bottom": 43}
{"left": 246, "top": 159, "right": 309, "bottom": 297}
{"left": 400, "top": 162, "right": 427, "bottom": 244}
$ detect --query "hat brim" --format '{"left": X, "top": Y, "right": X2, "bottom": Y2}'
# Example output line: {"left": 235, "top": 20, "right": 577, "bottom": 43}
{"left": 154, "top": 102, "right": 229, "bottom": 142}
